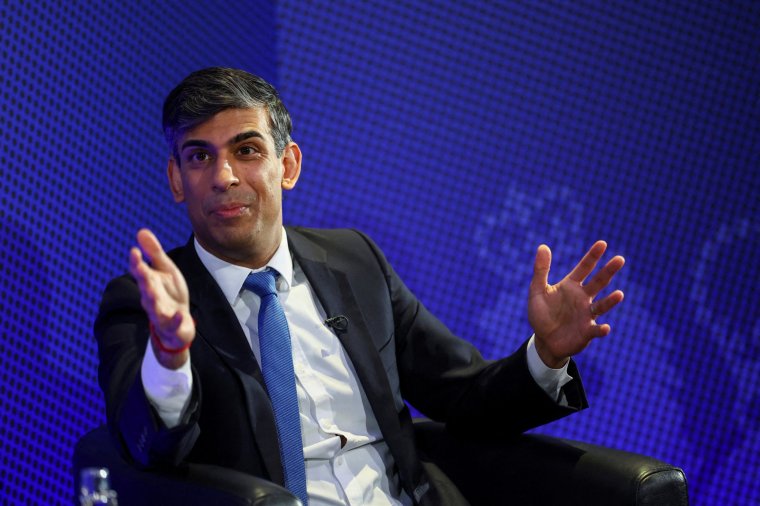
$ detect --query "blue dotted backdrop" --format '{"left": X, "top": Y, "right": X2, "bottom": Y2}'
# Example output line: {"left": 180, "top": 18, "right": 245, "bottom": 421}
{"left": 1, "top": 1, "right": 757, "bottom": 504}
{"left": 278, "top": 2, "right": 759, "bottom": 505}
{"left": 0, "top": 0, "right": 277, "bottom": 503}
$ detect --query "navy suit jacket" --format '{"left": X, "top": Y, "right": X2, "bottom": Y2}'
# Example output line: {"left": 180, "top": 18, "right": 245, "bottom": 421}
{"left": 95, "top": 227, "right": 588, "bottom": 504}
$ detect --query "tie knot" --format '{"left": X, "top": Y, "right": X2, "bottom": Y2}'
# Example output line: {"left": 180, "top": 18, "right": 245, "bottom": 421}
{"left": 243, "top": 269, "right": 278, "bottom": 298}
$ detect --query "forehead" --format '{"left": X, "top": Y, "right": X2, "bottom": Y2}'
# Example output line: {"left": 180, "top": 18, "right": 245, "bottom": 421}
{"left": 180, "top": 107, "right": 272, "bottom": 146}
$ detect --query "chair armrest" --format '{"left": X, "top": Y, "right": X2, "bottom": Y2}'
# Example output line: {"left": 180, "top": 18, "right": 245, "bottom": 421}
{"left": 555, "top": 437, "right": 688, "bottom": 506}
{"left": 73, "top": 425, "right": 300, "bottom": 506}
{"left": 413, "top": 420, "right": 688, "bottom": 506}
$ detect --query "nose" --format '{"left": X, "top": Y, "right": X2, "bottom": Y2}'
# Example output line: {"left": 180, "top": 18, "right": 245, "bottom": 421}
{"left": 212, "top": 158, "right": 239, "bottom": 191}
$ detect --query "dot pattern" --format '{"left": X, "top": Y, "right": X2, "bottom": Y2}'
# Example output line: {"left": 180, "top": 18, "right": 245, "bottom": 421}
{"left": 278, "top": 2, "right": 760, "bottom": 505}
{"left": 0, "top": 1, "right": 758, "bottom": 505}
{"left": 0, "top": 1, "right": 276, "bottom": 504}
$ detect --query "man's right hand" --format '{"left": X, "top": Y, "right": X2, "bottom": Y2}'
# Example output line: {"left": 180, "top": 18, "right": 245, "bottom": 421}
{"left": 129, "top": 228, "right": 195, "bottom": 369}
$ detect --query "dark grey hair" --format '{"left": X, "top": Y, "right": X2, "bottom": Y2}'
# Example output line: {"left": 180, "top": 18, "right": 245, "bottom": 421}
{"left": 162, "top": 67, "right": 293, "bottom": 161}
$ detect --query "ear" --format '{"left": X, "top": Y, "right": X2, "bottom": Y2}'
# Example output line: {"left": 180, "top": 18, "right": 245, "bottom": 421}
{"left": 280, "top": 142, "right": 302, "bottom": 191}
{"left": 167, "top": 157, "right": 185, "bottom": 203}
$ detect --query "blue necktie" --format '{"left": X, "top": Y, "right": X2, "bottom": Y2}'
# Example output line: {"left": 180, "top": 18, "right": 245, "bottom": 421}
{"left": 244, "top": 269, "right": 308, "bottom": 505}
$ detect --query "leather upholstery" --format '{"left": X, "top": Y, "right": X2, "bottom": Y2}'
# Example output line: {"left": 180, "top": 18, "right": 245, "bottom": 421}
{"left": 73, "top": 422, "right": 688, "bottom": 505}
{"left": 73, "top": 425, "right": 301, "bottom": 505}
{"left": 414, "top": 420, "right": 688, "bottom": 506}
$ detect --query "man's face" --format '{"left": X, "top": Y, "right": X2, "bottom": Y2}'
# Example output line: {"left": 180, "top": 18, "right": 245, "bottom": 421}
{"left": 167, "top": 107, "right": 301, "bottom": 267}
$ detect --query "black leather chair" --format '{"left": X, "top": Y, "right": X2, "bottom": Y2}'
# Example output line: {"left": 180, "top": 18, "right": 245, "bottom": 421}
{"left": 73, "top": 425, "right": 301, "bottom": 506}
{"left": 413, "top": 420, "right": 688, "bottom": 506}
{"left": 73, "top": 421, "right": 688, "bottom": 505}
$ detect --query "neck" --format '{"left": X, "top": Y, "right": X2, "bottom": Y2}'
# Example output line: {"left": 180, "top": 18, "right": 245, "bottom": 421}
{"left": 196, "top": 228, "right": 282, "bottom": 269}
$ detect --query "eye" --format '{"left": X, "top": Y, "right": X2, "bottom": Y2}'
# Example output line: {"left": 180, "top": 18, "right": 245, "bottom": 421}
{"left": 183, "top": 150, "right": 214, "bottom": 167}
{"left": 190, "top": 152, "right": 210, "bottom": 162}
{"left": 237, "top": 145, "right": 260, "bottom": 157}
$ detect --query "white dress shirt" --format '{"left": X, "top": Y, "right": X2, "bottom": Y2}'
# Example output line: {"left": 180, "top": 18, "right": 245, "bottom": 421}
{"left": 142, "top": 229, "right": 572, "bottom": 504}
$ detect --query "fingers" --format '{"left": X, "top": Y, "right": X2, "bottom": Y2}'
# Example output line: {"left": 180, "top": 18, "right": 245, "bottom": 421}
{"left": 567, "top": 241, "right": 607, "bottom": 283}
{"left": 587, "top": 323, "right": 612, "bottom": 339}
{"left": 136, "top": 228, "right": 173, "bottom": 271}
{"left": 127, "top": 229, "right": 194, "bottom": 355}
{"left": 129, "top": 229, "right": 178, "bottom": 319}
{"left": 583, "top": 255, "right": 625, "bottom": 297}
{"left": 587, "top": 289, "right": 624, "bottom": 343}
{"left": 530, "top": 244, "right": 552, "bottom": 296}
{"left": 590, "top": 289, "right": 625, "bottom": 318}
{"left": 129, "top": 234, "right": 163, "bottom": 300}
{"left": 129, "top": 246, "right": 150, "bottom": 284}
{"left": 130, "top": 251, "right": 161, "bottom": 318}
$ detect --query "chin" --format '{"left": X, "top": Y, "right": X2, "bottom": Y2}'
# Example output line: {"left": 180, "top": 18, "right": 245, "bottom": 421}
{"left": 213, "top": 227, "right": 277, "bottom": 259}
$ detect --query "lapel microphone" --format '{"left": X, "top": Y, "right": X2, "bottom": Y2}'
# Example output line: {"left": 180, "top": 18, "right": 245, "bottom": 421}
{"left": 324, "top": 315, "right": 349, "bottom": 332}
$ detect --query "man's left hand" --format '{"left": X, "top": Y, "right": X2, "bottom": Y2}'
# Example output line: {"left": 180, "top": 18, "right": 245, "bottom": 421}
{"left": 528, "top": 241, "right": 625, "bottom": 368}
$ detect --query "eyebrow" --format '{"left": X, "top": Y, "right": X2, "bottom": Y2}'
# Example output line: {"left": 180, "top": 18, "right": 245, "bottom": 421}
{"left": 180, "top": 139, "right": 211, "bottom": 152}
{"left": 180, "top": 130, "right": 265, "bottom": 152}
{"left": 230, "top": 130, "right": 264, "bottom": 145}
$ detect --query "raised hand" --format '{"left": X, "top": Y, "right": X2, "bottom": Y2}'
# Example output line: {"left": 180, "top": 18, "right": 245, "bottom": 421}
{"left": 129, "top": 228, "right": 195, "bottom": 368}
{"left": 528, "top": 241, "right": 625, "bottom": 368}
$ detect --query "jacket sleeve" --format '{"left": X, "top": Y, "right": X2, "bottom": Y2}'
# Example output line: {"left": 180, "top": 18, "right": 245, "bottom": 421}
{"left": 354, "top": 230, "right": 588, "bottom": 437}
{"left": 94, "top": 274, "right": 201, "bottom": 468}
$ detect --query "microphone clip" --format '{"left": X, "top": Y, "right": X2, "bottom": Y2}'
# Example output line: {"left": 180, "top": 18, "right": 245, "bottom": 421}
{"left": 324, "top": 315, "right": 349, "bottom": 332}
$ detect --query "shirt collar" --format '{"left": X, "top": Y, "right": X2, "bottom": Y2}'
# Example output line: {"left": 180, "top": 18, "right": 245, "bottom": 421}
{"left": 194, "top": 227, "right": 293, "bottom": 306}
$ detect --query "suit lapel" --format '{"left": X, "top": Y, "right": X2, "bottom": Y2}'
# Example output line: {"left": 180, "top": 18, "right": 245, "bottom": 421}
{"left": 173, "top": 240, "right": 283, "bottom": 484}
{"left": 287, "top": 229, "right": 404, "bottom": 439}
{"left": 290, "top": 228, "right": 428, "bottom": 499}
{"left": 174, "top": 240, "right": 260, "bottom": 378}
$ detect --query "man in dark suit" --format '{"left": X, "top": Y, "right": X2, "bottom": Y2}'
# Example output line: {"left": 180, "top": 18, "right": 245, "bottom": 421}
{"left": 96, "top": 67, "right": 625, "bottom": 505}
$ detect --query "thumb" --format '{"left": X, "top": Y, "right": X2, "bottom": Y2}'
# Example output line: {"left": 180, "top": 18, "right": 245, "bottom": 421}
{"left": 530, "top": 244, "right": 551, "bottom": 296}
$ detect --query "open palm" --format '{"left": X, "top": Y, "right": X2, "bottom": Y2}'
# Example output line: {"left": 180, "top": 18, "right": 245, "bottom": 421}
{"left": 129, "top": 229, "right": 195, "bottom": 358}
{"left": 528, "top": 241, "right": 625, "bottom": 368}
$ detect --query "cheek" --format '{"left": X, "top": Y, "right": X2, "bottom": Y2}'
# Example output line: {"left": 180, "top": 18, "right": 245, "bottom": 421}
{"left": 181, "top": 185, "right": 207, "bottom": 216}
{"left": 250, "top": 171, "right": 281, "bottom": 200}
{"left": 182, "top": 187, "right": 200, "bottom": 205}
{"left": 266, "top": 183, "right": 283, "bottom": 206}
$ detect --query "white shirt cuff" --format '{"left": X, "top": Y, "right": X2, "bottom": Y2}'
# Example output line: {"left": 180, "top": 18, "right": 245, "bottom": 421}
{"left": 141, "top": 338, "right": 193, "bottom": 428}
{"left": 526, "top": 334, "right": 573, "bottom": 404}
